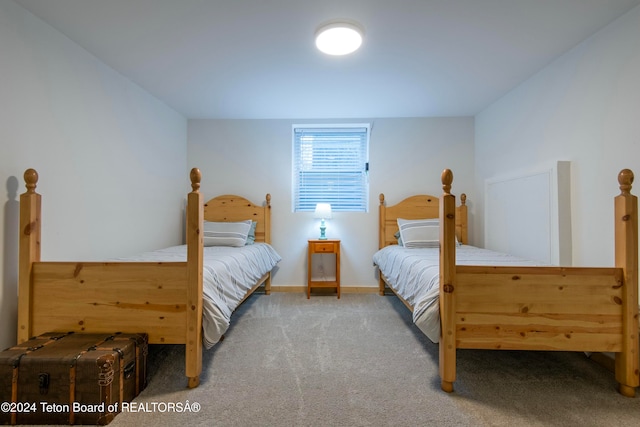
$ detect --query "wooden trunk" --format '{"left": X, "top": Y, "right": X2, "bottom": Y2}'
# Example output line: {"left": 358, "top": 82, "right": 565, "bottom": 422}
{"left": 0, "top": 332, "right": 147, "bottom": 425}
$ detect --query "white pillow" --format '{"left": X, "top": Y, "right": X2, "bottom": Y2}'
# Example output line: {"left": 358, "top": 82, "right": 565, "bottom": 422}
{"left": 397, "top": 218, "right": 440, "bottom": 248}
{"left": 203, "top": 220, "right": 252, "bottom": 247}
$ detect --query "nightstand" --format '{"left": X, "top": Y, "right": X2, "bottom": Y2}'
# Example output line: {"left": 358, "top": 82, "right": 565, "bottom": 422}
{"left": 307, "top": 239, "right": 340, "bottom": 299}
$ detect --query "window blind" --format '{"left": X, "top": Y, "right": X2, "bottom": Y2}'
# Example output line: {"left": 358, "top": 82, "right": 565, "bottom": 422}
{"left": 293, "top": 125, "right": 369, "bottom": 212}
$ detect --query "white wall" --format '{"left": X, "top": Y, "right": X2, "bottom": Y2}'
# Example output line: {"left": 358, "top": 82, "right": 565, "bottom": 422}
{"left": 0, "top": 1, "right": 187, "bottom": 349}
{"left": 188, "top": 117, "right": 474, "bottom": 289}
{"left": 475, "top": 5, "right": 640, "bottom": 267}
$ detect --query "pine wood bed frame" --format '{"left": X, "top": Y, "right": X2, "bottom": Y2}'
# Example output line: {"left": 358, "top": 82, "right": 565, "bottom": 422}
{"left": 378, "top": 168, "right": 639, "bottom": 397}
{"left": 18, "top": 167, "right": 273, "bottom": 388}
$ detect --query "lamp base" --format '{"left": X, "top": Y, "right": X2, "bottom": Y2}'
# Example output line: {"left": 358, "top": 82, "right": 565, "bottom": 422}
{"left": 319, "top": 221, "right": 327, "bottom": 240}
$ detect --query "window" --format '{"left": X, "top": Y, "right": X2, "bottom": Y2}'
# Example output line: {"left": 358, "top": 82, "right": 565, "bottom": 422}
{"left": 292, "top": 124, "right": 370, "bottom": 212}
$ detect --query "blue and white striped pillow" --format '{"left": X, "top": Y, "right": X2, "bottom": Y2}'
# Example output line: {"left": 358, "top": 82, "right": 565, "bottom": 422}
{"left": 203, "top": 220, "right": 252, "bottom": 247}
{"left": 397, "top": 218, "right": 440, "bottom": 248}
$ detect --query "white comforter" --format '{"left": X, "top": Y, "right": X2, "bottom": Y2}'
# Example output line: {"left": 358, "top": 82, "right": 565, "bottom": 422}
{"left": 372, "top": 245, "right": 542, "bottom": 343}
{"left": 116, "top": 243, "right": 281, "bottom": 349}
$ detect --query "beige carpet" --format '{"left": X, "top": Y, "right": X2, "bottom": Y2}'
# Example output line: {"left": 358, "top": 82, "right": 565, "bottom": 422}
{"left": 106, "top": 292, "right": 640, "bottom": 427}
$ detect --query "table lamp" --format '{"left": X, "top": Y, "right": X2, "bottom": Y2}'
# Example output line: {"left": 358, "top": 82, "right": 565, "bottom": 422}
{"left": 314, "top": 203, "right": 332, "bottom": 240}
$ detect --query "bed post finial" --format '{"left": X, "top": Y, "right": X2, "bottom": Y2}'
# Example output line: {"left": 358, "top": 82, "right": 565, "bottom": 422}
{"left": 441, "top": 169, "right": 453, "bottom": 194}
{"left": 618, "top": 169, "right": 634, "bottom": 195}
{"left": 24, "top": 168, "right": 38, "bottom": 193}
{"left": 266, "top": 193, "right": 271, "bottom": 207}
{"left": 460, "top": 193, "right": 467, "bottom": 206}
{"left": 379, "top": 193, "right": 385, "bottom": 206}
{"left": 190, "top": 168, "right": 201, "bottom": 192}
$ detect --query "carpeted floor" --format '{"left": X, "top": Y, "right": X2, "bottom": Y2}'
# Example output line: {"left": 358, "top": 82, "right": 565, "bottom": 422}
{"left": 107, "top": 292, "right": 640, "bottom": 427}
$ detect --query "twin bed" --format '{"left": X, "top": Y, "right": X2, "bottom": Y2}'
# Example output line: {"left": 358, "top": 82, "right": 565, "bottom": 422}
{"left": 374, "top": 168, "right": 639, "bottom": 397}
{"left": 18, "top": 167, "right": 280, "bottom": 388}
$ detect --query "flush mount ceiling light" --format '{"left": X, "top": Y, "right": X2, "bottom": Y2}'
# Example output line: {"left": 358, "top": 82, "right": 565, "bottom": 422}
{"left": 315, "top": 20, "right": 364, "bottom": 56}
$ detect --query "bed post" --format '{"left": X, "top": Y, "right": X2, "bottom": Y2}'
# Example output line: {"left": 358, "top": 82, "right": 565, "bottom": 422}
{"left": 264, "top": 193, "right": 272, "bottom": 295}
{"left": 379, "top": 193, "right": 387, "bottom": 296}
{"left": 186, "top": 168, "right": 204, "bottom": 388}
{"left": 18, "top": 169, "right": 41, "bottom": 344}
{"left": 439, "top": 169, "right": 457, "bottom": 392}
{"left": 264, "top": 193, "right": 272, "bottom": 244}
{"left": 457, "top": 194, "right": 468, "bottom": 245}
{"left": 614, "top": 169, "right": 639, "bottom": 397}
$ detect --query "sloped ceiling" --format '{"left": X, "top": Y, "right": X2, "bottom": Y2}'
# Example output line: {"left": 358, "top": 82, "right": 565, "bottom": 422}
{"left": 15, "top": 0, "right": 640, "bottom": 119}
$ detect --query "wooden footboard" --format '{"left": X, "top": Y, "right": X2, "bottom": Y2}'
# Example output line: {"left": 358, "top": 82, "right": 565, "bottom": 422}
{"left": 26, "top": 262, "right": 193, "bottom": 343}
{"left": 439, "top": 169, "right": 639, "bottom": 397}
{"left": 454, "top": 266, "right": 625, "bottom": 351}
{"left": 18, "top": 168, "right": 204, "bottom": 388}
{"left": 18, "top": 168, "right": 278, "bottom": 389}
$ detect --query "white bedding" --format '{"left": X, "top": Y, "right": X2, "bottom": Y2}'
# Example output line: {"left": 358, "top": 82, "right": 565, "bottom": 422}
{"left": 372, "top": 245, "right": 542, "bottom": 343}
{"left": 115, "top": 243, "right": 281, "bottom": 349}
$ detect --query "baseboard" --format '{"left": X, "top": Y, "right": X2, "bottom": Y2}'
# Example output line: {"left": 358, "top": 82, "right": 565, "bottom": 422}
{"left": 270, "top": 286, "right": 306, "bottom": 293}
{"left": 270, "top": 285, "right": 378, "bottom": 294}
{"left": 341, "top": 287, "right": 379, "bottom": 294}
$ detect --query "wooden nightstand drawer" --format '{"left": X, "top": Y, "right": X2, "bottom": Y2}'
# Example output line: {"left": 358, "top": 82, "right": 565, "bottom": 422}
{"left": 313, "top": 242, "right": 337, "bottom": 253}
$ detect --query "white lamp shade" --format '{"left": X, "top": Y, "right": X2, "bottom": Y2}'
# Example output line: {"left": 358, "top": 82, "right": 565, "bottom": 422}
{"left": 314, "top": 203, "right": 332, "bottom": 219}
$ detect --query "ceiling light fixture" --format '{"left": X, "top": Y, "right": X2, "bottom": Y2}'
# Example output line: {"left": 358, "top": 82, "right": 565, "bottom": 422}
{"left": 315, "top": 20, "right": 364, "bottom": 56}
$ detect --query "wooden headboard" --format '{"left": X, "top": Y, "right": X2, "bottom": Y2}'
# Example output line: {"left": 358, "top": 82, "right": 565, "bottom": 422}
{"left": 203, "top": 194, "right": 272, "bottom": 244}
{"left": 378, "top": 192, "right": 467, "bottom": 249}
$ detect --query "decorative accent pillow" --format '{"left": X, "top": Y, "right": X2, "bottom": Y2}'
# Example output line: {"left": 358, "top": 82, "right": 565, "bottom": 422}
{"left": 245, "top": 221, "right": 257, "bottom": 245}
{"left": 203, "top": 220, "right": 252, "bottom": 247}
{"left": 397, "top": 218, "right": 440, "bottom": 248}
{"left": 394, "top": 230, "right": 403, "bottom": 246}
